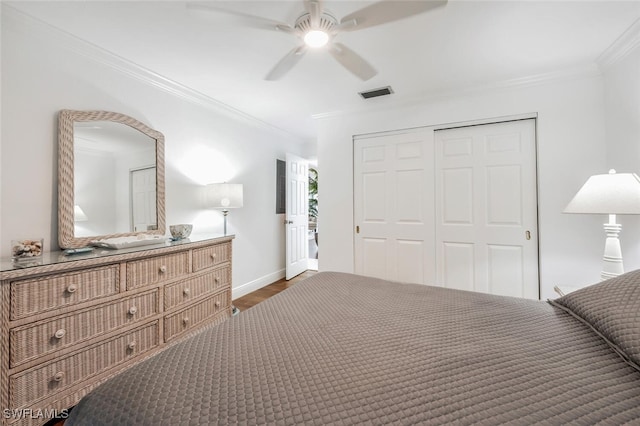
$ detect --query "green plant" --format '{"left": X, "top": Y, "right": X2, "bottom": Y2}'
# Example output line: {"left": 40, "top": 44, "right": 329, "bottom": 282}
{"left": 309, "top": 167, "right": 318, "bottom": 221}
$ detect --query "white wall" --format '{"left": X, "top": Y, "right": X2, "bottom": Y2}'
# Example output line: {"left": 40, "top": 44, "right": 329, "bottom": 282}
{"left": 317, "top": 72, "right": 611, "bottom": 300}
{"left": 0, "top": 7, "right": 306, "bottom": 297}
{"left": 603, "top": 41, "right": 640, "bottom": 273}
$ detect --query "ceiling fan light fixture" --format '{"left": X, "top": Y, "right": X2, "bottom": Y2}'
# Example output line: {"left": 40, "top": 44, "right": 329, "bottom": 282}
{"left": 304, "top": 30, "right": 329, "bottom": 48}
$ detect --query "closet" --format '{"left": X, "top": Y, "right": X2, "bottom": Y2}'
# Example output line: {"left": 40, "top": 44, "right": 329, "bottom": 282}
{"left": 354, "top": 118, "right": 539, "bottom": 299}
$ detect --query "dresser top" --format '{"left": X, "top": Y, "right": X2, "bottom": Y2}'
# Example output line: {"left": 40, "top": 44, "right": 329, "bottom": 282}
{"left": 1, "top": 234, "right": 234, "bottom": 279}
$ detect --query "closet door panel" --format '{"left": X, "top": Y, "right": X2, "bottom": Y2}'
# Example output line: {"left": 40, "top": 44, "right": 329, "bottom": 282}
{"left": 354, "top": 130, "right": 435, "bottom": 284}
{"left": 435, "top": 119, "right": 539, "bottom": 299}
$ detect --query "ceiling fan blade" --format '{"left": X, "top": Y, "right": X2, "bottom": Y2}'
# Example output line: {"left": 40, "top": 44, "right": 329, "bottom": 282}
{"left": 265, "top": 45, "right": 308, "bottom": 80}
{"left": 339, "top": 0, "right": 447, "bottom": 32}
{"left": 328, "top": 43, "right": 377, "bottom": 81}
{"left": 306, "top": 0, "right": 323, "bottom": 27}
{"left": 186, "top": 3, "right": 296, "bottom": 34}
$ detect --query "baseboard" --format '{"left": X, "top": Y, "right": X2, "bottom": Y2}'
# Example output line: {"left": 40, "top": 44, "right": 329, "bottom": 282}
{"left": 232, "top": 269, "right": 286, "bottom": 300}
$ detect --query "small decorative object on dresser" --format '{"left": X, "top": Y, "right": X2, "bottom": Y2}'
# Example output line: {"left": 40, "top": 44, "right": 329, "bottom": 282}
{"left": 10, "top": 239, "right": 43, "bottom": 261}
{"left": 169, "top": 224, "right": 193, "bottom": 240}
{"left": 0, "top": 234, "right": 233, "bottom": 426}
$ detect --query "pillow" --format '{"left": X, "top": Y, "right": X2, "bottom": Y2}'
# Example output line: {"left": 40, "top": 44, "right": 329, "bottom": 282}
{"left": 549, "top": 269, "right": 640, "bottom": 370}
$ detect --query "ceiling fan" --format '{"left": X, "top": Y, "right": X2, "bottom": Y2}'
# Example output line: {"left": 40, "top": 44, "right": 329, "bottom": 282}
{"left": 187, "top": 0, "right": 447, "bottom": 81}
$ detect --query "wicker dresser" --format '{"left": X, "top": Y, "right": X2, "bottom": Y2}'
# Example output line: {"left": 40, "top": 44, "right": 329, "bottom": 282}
{"left": 0, "top": 235, "right": 233, "bottom": 426}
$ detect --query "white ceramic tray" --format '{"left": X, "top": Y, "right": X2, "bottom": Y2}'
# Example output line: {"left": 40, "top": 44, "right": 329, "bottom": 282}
{"left": 91, "top": 235, "right": 166, "bottom": 250}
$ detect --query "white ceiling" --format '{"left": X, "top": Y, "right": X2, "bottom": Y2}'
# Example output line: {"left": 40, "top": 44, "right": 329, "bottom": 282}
{"left": 7, "top": 0, "right": 640, "bottom": 141}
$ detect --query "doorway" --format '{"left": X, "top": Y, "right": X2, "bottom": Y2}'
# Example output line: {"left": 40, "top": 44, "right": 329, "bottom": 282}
{"left": 285, "top": 153, "right": 309, "bottom": 280}
{"left": 308, "top": 165, "right": 319, "bottom": 271}
{"left": 280, "top": 155, "right": 318, "bottom": 279}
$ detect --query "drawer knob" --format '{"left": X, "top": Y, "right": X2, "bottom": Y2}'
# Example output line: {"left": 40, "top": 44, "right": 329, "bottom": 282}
{"left": 53, "top": 372, "right": 65, "bottom": 382}
{"left": 183, "top": 288, "right": 190, "bottom": 296}
{"left": 127, "top": 341, "right": 136, "bottom": 350}
{"left": 210, "top": 253, "right": 217, "bottom": 260}
{"left": 159, "top": 265, "right": 167, "bottom": 274}
{"left": 214, "top": 277, "right": 220, "bottom": 284}
{"left": 54, "top": 329, "right": 66, "bottom": 339}
{"left": 215, "top": 301, "right": 221, "bottom": 308}
{"left": 183, "top": 317, "right": 189, "bottom": 325}
{"left": 128, "top": 306, "right": 138, "bottom": 315}
{"left": 66, "top": 284, "right": 78, "bottom": 294}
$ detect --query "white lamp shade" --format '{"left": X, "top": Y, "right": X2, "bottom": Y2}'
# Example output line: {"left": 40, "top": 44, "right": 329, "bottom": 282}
{"left": 74, "top": 205, "right": 88, "bottom": 222}
{"left": 206, "top": 183, "right": 243, "bottom": 210}
{"left": 564, "top": 170, "right": 640, "bottom": 215}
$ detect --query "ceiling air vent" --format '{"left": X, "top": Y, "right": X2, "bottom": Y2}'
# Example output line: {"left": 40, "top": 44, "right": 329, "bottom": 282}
{"left": 359, "top": 86, "right": 394, "bottom": 99}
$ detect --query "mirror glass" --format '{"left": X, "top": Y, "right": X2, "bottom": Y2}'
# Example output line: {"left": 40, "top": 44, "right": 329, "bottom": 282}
{"left": 58, "top": 110, "right": 165, "bottom": 248}
{"left": 74, "top": 121, "right": 157, "bottom": 237}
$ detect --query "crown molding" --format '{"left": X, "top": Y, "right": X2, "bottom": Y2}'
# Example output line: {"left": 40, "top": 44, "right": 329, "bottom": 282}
{"left": 312, "top": 64, "right": 602, "bottom": 121}
{"left": 597, "top": 17, "right": 640, "bottom": 70}
{"left": 2, "top": 4, "right": 304, "bottom": 144}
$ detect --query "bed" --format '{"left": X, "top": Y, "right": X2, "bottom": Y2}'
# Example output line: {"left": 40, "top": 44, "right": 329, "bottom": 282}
{"left": 66, "top": 271, "right": 640, "bottom": 425}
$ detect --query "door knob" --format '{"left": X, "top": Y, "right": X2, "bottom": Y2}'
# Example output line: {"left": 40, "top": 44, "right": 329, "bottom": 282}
{"left": 284, "top": 220, "right": 293, "bottom": 225}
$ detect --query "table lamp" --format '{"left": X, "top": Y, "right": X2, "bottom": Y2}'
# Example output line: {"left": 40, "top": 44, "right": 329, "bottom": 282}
{"left": 205, "top": 183, "right": 243, "bottom": 235}
{"left": 564, "top": 169, "right": 640, "bottom": 280}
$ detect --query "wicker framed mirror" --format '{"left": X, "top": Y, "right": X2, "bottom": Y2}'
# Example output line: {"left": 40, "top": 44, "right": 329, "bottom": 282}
{"left": 58, "top": 110, "right": 166, "bottom": 249}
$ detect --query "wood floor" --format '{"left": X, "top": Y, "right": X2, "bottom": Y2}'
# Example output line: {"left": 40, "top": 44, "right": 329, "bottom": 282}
{"left": 233, "top": 270, "right": 317, "bottom": 312}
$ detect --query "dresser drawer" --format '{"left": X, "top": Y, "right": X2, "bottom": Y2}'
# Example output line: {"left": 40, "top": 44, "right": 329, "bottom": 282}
{"left": 9, "top": 321, "right": 159, "bottom": 409}
{"left": 10, "top": 290, "right": 158, "bottom": 368}
{"left": 164, "top": 290, "right": 230, "bottom": 342}
{"left": 10, "top": 265, "right": 120, "bottom": 321}
{"left": 192, "top": 242, "right": 231, "bottom": 272}
{"left": 164, "top": 267, "right": 230, "bottom": 311}
{"left": 126, "top": 252, "right": 189, "bottom": 290}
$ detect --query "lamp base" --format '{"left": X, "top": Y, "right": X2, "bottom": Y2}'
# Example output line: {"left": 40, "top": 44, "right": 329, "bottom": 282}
{"left": 222, "top": 209, "right": 229, "bottom": 236}
{"left": 601, "top": 220, "right": 624, "bottom": 281}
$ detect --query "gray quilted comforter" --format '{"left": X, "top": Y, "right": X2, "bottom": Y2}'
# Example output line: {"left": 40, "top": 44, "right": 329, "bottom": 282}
{"left": 67, "top": 272, "right": 640, "bottom": 425}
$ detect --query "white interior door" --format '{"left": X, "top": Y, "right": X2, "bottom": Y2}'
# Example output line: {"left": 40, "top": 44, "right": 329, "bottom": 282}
{"left": 434, "top": 119, "right": 539, "bottom": 299}
{"left": 285, "top": 153, "right": 309, "bottom": 280}
{"left": 353, "top": 130, "right": 435, "bottom": 284}
{"left": 130, "top": 166, "right": 156, "bottom": 232}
